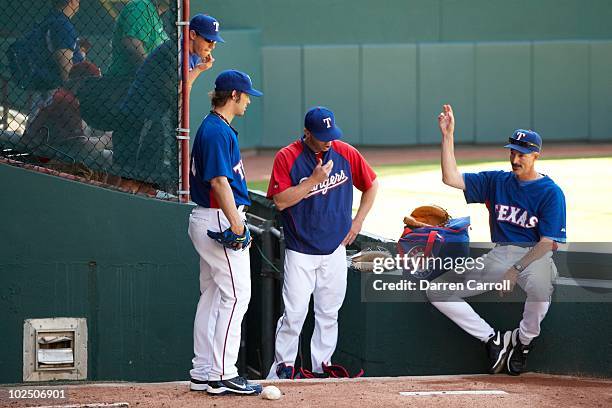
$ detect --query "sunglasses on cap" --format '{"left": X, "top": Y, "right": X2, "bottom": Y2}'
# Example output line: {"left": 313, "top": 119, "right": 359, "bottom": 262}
{"left": 508, "top": 137, "right": 540, "bottom": 150}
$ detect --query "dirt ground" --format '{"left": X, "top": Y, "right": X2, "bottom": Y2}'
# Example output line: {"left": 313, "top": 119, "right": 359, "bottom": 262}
{"left": 1, "top": 374, "right": 611, "bottom": 408}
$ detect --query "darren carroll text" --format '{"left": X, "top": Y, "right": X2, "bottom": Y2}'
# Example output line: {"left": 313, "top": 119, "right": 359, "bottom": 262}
{"left": 372, "top": 279, "right": 512, "bottom": 292}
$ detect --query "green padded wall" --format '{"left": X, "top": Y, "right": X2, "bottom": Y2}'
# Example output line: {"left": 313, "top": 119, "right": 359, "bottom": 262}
{"left": 258, "top": 40, "right": 612, "bottom": 148}
{"left": 589, "top": 41, "right": 612, "bottom": 141}
{"left": 0, "top": 163, "right": 199, "bottom": 384}
{"left": 440, "top": 0, "right": 612, "bottom": 42}
{"left": 418, "top": 43, "right": 475, "bottom": 144}
{"left": 362, "top": 45, "right": 418, "bottom": 145}
{"left": 475, "top": 43, "right": 532, "bottom": 143}
{"left": 303, "top": 46, "right": 360, "bottom": 144}
{"left": 533, "top": 42, "right": 589, "bottom": 140}
{"left": 189, "top": 30, "right": 263, "bottom": 149}
{"left": 190, "top": 0, "right": 439, "bottom": 45}
{"left": 190, "top": 0, "right": 612, "bottom": 45}
{"left": 261, "top": 47, "right": 303, "bottom": 147}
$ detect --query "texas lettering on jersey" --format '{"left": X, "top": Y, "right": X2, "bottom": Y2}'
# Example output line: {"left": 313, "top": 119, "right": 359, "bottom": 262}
{"left": 494, "top": 204, "right": 538, "bottom": 228}
{"left": 300, "top": 170, "right": 349, "bottom": 198}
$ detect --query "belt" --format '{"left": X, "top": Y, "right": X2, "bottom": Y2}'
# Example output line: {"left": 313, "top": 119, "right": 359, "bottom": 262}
{"left": 495, "top": 243, "right": 533, "bottom": 249}
{"left": 237, "top": 204, "right": 250, "bottom": 213}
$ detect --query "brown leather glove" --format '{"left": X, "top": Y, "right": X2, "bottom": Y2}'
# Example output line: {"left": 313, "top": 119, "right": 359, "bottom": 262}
{"left": 403, "top": 205, "right": 451, "bottom": 228}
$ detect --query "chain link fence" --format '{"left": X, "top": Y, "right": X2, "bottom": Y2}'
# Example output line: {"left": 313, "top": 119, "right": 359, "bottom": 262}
{"left": 0, "top": 0, "right": 181, "bottom": 198}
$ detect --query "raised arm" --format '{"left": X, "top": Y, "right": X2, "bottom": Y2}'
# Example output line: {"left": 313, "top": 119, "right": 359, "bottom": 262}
{"left": 438, "top": 104, "right": 465, "bottom": 190}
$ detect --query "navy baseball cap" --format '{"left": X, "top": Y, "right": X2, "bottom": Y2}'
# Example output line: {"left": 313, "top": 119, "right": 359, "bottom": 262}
{"left": 190, "top": 14, "right": 225, "bottom": 43}
{"left": 504, "top": 129, "right": 542, "bottom": 154}
{"left": 304, "top": 106, "right": 343, "bottom": 142}
{"left": 215, "top": 70, "right": 263, "bottom": 97}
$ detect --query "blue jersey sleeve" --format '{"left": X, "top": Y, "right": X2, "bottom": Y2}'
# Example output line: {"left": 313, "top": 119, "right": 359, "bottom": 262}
{"left": 48, "top": 18, "right": 77, "bottom": 52}
{"left": 463, "top": 171, "right": 502, "bottom": 204}
{"left": 197, "top": 129, "right": 234, "bottom": 182}
{"left": 538, "top": 187, "right": 567, "bottom": 242}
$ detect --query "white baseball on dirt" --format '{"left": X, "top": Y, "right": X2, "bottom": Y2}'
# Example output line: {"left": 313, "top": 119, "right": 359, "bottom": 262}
{"left": 261, "top": 385, "right": 282, "bottom": 400}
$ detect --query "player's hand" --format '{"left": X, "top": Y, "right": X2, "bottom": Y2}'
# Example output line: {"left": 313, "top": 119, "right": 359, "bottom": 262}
{"left": 499, "top": 267, "right": 519, "bottom": 297}
{"left": 342, "top": 218, "right": 363, "bottom": 246}
{"left": 311, "top": 158, "right": 334, "bottom": 184}
{"left": 230, "top": 222, "right": 245, "bottom": 236}
{"left": 195, "top": 54, "right": 215, "bottom": 72}
{"left": 207, "top": 223, "right": 251, "bottom": 251}
{"left": 438, "top": 104, "right": 455, "bottom": 139}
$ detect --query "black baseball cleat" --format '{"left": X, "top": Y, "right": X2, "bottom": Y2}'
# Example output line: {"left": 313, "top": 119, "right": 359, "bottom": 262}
{"left": 276, "top": 363, "right": 295, "bottom": 379}
{"left": 486, "top": 330, "right": 513, "bottom": 374}
{"left": 189, "top": 377, "right": 208, "bottom": 391}
{"left": 507, "top": 328, "right": 531, "bottom": 376}
{"left": 207, "top": 376, "right": 261, "bottom": 395}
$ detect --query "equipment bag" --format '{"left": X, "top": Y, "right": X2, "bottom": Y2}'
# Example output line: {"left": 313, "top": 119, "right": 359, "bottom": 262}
{"left": 397, "top": 216, "right": 470, "bottom": 281}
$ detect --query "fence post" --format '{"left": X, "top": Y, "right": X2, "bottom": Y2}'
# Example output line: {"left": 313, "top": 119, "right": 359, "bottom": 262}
{"left": 179, "top": 0, "right": 191, "bottom": 203}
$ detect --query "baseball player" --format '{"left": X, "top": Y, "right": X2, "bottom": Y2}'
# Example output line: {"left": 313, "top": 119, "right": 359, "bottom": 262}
{"left": 266, "top": 106, "right": 379, "bottom": 379}
{"left": 188, "top": 70, "right": 263, "bottom": 395}
{"left": 427, "top": 104, "right": 566, "bottom": 375}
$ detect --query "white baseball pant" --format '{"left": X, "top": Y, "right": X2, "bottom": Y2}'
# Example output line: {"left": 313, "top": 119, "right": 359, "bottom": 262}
{"left": 267, "top": 245, "right": 347, "bottom": 378}
{"left": 188, "top": 206, "right": 251, "bottom": 381}
{"left": 427, "top": 244, "right": 556, "bottom": 345}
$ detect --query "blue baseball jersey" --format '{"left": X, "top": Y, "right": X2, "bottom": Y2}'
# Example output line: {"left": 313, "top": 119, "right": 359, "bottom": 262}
{"left": 190, "top": 113, "right": 250, "bottom": 208}
{"left": 21, "top": 10, "right": 82, "bottom": 89}
{"left": 267, "top": 138, "right": 376, "bottom": 255}
{"left": 463, "top": 171, "right": 566, "bottom": 244}
{"left": 121, "top": 40, "right": 199, "bottom": 120}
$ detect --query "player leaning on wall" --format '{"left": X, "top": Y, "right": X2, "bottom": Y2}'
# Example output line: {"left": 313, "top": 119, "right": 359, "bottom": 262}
{"left": 427, "top": 104, "right": 567, "bottom": 376}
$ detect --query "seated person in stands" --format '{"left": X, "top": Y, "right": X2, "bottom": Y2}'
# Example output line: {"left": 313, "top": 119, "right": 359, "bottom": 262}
{"left": 76, "top": 0, "right": 171, "bottom": 137}
{"left": 107, "top": 0, "right": 170, "bottom": 79}
{"left": 21, "top": 61, "right": 113, "bottom": 172}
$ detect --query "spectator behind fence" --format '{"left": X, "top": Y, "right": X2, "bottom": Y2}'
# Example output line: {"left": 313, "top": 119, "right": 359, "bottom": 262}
{"left": 77, "top": 0, "right": 170, "bottom": 133}
{"left": 112, "top": 14, "right": 221, "bottom": 195}
{"left": 7, "top": 0, "right": 83, "bottom": 116}
{"left": 21, "top": 61, "right": 113, "bottom": 172}
{"left": 107, "top": 0, "right": 170, "bottom": 79}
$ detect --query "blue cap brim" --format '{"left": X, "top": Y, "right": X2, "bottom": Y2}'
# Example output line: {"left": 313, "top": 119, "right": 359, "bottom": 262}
{"left": 202, "top": 33, "right": 225, "bottom": 43}
{"left": 504, "top": 144, "right": 535, "bottom": 154}
{"left": 312, "top": 125, "right": 342, "bottom": 142}
{"left": 244, "top": 88, "right": 263, "bottom": 97}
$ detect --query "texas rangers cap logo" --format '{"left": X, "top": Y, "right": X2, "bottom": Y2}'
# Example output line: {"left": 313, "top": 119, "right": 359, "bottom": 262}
{"left": 304, "top": 107, "right": 343, "bottom": 142}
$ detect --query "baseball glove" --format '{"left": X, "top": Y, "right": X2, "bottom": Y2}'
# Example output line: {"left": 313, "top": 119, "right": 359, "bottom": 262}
{"left": 403, "top": 205, "right": 450, "bottom": 228}
{"left": 207, "top": 223, "right": 251, "bottom": 251}
{"left": 348, "top": 249, "right": 393, "bottom": 272}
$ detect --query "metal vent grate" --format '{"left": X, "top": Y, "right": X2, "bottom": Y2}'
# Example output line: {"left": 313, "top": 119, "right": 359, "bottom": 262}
{"left": 23, "top": 318, "right": 87, "bottom": 381}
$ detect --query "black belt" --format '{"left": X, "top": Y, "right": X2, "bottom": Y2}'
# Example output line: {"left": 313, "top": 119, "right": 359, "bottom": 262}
{"left": 495, "top": 243, "right": 533, "bottom": 248}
